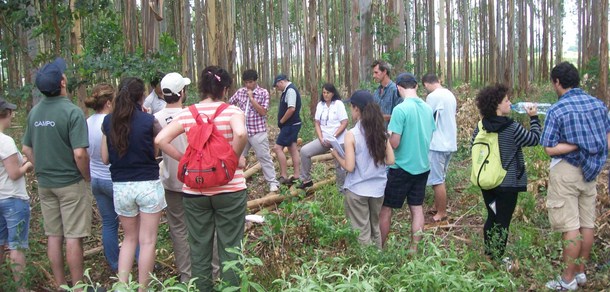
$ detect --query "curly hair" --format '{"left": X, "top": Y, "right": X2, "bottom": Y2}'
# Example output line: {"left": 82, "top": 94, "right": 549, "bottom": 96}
{"left": 551, "top": 62, "right": 580, "bottom": 89}
{"left": 475, "top": 84, "right": 510, "bottom": 118}
{"left": 319, "top": 83, "right": 341, "bottom": 103}
{"left": 85, "top": 83, "right": 114, "bottom": 112}
{"left": 109, "top": 77, "right": 145, "bottom": 157}
{"left": 242, "top": 69, "right": 258, "bottom": 82}
{"left": 199, "top": 66, "right": 233, "bottom": 101}
{"left": 356, "top": 102, "right": 387, "bottom": 167}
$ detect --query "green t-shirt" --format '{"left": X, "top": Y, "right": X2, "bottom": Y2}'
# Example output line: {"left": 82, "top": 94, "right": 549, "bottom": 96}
{"left": 387, "top": 97, "right": 435, "bottom": 175}
{"left": 22, "top": 96, "right": 89, "bottom": 188}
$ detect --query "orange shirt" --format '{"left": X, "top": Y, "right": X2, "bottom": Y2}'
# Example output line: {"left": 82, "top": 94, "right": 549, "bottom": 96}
{"left": 176, "top": 101, "right": 246, "bottom": 195}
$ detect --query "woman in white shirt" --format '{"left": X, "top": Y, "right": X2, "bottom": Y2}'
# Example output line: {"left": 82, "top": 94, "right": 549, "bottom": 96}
{"left": 298, "top": 83, "right": 348, "bottom": 190}
{"left": 0, "top": 98, "right": 33, "bottom": 291}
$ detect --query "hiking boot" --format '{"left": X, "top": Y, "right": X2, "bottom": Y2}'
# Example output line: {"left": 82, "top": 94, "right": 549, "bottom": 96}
{"left": 545, "top": 276, "right": 577, "bottom": 290}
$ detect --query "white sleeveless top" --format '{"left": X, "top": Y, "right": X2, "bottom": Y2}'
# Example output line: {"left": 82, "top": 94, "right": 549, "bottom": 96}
{"left": 343, "top": 121, "right": 387, "bottom": 198}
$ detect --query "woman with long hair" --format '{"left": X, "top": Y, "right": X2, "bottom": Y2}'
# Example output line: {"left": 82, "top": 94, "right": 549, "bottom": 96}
{"left": 473, "top": 84, "right": 540, "bottom": 264}
{"left": 101, "top": 77, "right": 166, "bottom": 291}
{"left": 155, "top": 66, "right": 247, "bottom": 291}
{"left": 331, "top": 90, "right": 394, "bottom": 248}
{"left": 85, "top": 84, "right": 120, "bottom": 273}
{"left": 0, "top": 98, "right": 33, "bottom": 292}
{"left": 298, "top": 83, "right": 348, "bottom": 190}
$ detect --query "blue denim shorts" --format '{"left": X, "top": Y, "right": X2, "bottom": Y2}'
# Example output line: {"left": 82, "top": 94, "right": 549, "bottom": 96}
{"left": 0, "top": 198, "right": 30, "bottom": 249}
{"left": 276, "top": 124, "right": 301, "bottom": 146}
{"left": 113, "top": 180, "right": 166, "bottom": 217}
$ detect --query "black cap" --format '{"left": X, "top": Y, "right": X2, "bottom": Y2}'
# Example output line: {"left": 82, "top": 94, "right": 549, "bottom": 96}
{"left": 273, "top": 74, "right": 288, "bottom": 87}
{"left": 395, "top": 72, "right": 418, "bottom": 85}
{"left": 345, "top": 90, "right": 374, "bottom": 109}
{"left": 36, "top": 57, "right": 67, "bottom": 96}
{"left": 0, "top": 98, "right": 16, "bottom": 111}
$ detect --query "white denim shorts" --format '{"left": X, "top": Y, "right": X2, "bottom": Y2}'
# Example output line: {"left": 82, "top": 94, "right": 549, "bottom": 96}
{"left": 113, "top": 180, "right": 167, "bottom": 217}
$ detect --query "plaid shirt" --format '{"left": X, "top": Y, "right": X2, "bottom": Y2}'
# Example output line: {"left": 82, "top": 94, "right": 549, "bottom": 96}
{"left": 229, "top": 85, "right": 269, "bottom": 136}
{"left": 541, "top": 88, "right": 610, "bottom": 181}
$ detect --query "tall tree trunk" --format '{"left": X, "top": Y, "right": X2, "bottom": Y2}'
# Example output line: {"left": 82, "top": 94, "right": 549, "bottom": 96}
{"left": 281, "top": 0, "right": 290, "bottom": 75}
{"left": 69, "top": 0, "right": 87, "bottom": 114}
{"left": 529, "top": 0, "right": 535, "bottom": 83}
{"left": 359, "top": 0, "right": 373, "bottom": 85}
{"left": 461, "top": 0, "right": 470, "bottom": 83}
{"left": 505, "top": 0, "right": 515, "bottom": 88}
{"left": 414, "top": 0, "right": 422, "bottom": 74}
{"left": 181, "top": 0, "right": 193, "bottom": 80}
{"left": 598, "top": 0, "right": 609, "bottom": 104}
{"left": 518, "top": 0, "right": 528, "bottom": 92}
{"left": 205, "top": 0, "right": 218, "bottom": 65}
{"left": 351, "top": 1, "right": 360, "bottom": 90}
{"left": 554, "top": 0, "right": 563, "bottom": 65}
{"left": 541, "top": 0, "right": 549, "bottom": 80}
{"left": 194, "top": 0, "right": 204, "bottom": 77}
{"left": 141, "top": 0, "right": 161, "bottom": 53}
{"left": 426, "top": 0, "right": 436, "bottom": 73}
{"left": 343, "top": 0, "right": 353, "bottom": 93}
{"left": 406, "top": 0, "right": 412, "bottom": 67}
{"left": 439, "top": 0, "right": 446, "bottom": 78}
{"left": 445, "top": 0, "right": 452, "bottom": 88}
{"left": 488, "top": 0, "right": 497, "bottom": 84}
{"left": 308, "top": 0, "right": 319, "bottom": 119}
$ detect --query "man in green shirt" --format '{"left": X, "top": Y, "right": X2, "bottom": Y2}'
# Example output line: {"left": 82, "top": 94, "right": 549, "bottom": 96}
{"left": 379, "top": 73, "right": 435, "bottom": 252}
{"left": 22, "top": 57, "right": 92, "bottom": 290}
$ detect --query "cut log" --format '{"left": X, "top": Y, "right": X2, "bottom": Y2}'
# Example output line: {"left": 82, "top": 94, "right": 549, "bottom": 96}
{"left": 247, "top": 177, "right": 335, "bottom": 212}
{"left": 243, "top": 153, "right": 334, "bottom": 179}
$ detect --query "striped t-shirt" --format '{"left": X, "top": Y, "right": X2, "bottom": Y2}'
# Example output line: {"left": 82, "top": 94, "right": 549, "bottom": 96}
{"left": 176, "top": 101, "right": 247, "bottom": 195}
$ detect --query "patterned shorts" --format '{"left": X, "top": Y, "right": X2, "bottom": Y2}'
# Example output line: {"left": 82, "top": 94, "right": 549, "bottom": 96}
{"left": 113, "top": 180, "right": 167, "bottom": 217}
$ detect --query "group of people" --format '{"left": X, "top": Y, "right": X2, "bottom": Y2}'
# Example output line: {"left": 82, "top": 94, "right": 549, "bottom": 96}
{"left": 0, "top": 56, "right": 607, "bottom": 292}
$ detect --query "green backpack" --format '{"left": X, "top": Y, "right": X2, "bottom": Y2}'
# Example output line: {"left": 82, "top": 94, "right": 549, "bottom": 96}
{"left": 470, "top": 121, "right": 506, "bottom": 190}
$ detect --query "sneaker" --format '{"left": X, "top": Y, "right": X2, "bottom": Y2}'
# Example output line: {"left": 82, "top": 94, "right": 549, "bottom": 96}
{"left": 269, "top": 184, "right": 279, "bottom": 192}
{"left": 297, "top": 180, "right": 313, "bottom": 189}
{"left": 501, "top": 257, "right": 513, "bottom": 271}
{"left": 575, "top": 273, "right": 586, "bottom": 285}
{"left": 545, "top": 276, "right": 577, "bottom": 290}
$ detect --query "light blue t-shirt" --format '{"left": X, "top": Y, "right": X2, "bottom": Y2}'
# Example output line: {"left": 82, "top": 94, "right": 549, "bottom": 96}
{"left": 87, "top": 113, "right": 111, "bottom": 181}
{"left": 388, "top": 97, "right": 435, "bottom": 175}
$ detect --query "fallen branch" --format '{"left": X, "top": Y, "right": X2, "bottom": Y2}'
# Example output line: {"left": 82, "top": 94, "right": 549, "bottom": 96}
{"left": 33, "top": 261, "right": 57, "bottom": 288}
{"left": 247, "top": 177, "right": 336, "bottom": 212}
{"left": 244, "top": 153, "right": 335, "bottom": 179}
{"left": 84, "top": 246, "right": 104, "bottom": 257}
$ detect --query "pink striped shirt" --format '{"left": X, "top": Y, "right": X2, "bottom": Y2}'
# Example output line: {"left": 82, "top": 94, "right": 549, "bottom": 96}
{"left": 176, "top": 102, "right": 247, "bottom": 195}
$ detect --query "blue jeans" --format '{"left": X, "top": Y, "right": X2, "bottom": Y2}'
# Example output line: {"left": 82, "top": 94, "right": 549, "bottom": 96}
{"left": 0, "top": 198, "right": 30, "bottom": 250}
{"left": 91, "top": 178, "right": 120, "bottom": 272}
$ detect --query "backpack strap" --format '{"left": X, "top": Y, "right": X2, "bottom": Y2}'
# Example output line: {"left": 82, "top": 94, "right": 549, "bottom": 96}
{"left": 189, "top": 104, "right": 204, "bottom": 125}
{"left": 209, "top": 102, "right": 230, "bottom": 122}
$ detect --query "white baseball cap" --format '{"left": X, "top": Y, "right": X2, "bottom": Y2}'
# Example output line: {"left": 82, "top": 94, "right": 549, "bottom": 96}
{"left": 161, "top": 72, "right": 191, "bottom": 97}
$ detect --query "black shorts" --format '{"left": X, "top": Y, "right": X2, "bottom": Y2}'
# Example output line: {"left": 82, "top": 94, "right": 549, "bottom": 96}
{"left": 276, "top": 124, "right": 301, "bottom": 146}
{"left": 383, "top": 168, "right": 430, "bottom": 208}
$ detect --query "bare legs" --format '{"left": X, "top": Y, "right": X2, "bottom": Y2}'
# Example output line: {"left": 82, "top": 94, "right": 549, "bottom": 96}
{"left": 560, "top": 228, "right": 594, "bottom": 282}
{"left": 273, "top": 142, "right": 300, "bottom": 179}
{"left": 379, "top": 205, "right": 424, "bottom": 252}
{"left": 432, "top": 183, "right": 448, "bottom": 221}
{"left": 118, "top": 212, "right": 162, "bottom": 291}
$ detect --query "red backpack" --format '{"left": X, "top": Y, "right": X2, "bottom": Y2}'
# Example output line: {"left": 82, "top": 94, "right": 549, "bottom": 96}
{"left": 177, "top": 103, "right": 238, "bottom": 190}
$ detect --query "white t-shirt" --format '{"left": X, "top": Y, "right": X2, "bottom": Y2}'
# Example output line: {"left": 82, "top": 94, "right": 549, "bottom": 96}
{"left": 426, "top": 87, "right": 457, "bottom": 152}
{"left": 143, "top": 90, "right": 167, "bottom": 114}
{"left": 315, "top": 100, "right": 349, "bottom": 143}
{"left": 0, "top": 133, "right": 29, "bottom": 200}
{"left": 155, "top": 107, "right": 188, "bottom": 192}
{"left": 87, "top": 113, "right": 112, "bottom": 181}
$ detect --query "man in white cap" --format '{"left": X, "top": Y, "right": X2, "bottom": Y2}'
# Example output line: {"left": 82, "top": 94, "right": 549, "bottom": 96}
{"left": 153, "top": 72, "right": 192, "bottom": 282}
{"left": 22, "top": 57, "right": 92, "bottom": 289}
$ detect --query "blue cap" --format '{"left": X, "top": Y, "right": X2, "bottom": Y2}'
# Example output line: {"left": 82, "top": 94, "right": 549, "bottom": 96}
{"left": 395, "top": 72, "right": 418, "bottom": 86}
{"left": 0, "top": 98, "right": 16, "bottom": 111}
{"left": 345, "top": 90, "right": 374, "bottom": 109}
{"left": 273, "top": 74, "right": 288, "bottom": 87}
{"left": 36, "top": 58, "right": 67, "bottom": 96}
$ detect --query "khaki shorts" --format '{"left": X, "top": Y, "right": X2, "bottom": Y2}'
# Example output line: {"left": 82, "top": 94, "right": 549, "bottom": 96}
{"left": 546, "top": 161, "right": 597, "bottom": 232}
{"left": 39, "top": 180, "right": 93, "bottom": 238}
